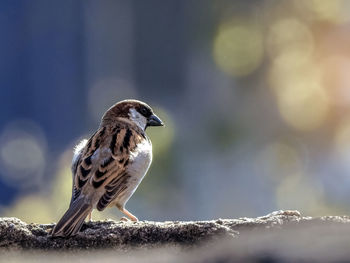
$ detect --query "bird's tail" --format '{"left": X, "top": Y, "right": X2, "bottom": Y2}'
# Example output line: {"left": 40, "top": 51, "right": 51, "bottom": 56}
{"left": 51, "top": 197, "right": 92, "bottom": 237}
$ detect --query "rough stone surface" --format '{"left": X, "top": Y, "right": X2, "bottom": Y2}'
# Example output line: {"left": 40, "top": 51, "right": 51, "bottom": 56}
{"left": 2, "top": 210, "right": 350, "bottom": 262}
{"left": 1, "top": 210, "right": 349, "bottom": 251}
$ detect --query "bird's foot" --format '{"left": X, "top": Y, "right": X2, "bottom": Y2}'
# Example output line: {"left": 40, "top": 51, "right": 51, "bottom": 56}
{"left": 120, "top": 217, "right": 130, "bottom": 222}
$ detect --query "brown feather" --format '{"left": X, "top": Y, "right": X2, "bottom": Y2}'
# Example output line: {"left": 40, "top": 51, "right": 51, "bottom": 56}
{"left": 53, "top": 100, "right": 156, "bottom": 237}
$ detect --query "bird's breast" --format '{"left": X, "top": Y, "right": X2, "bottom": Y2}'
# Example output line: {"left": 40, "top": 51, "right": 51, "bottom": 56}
{"left": 127, "top": 139, "right": 152, "bottom": 180}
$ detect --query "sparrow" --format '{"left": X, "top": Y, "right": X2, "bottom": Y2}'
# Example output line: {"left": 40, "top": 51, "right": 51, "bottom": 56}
{"left": 51, "top": 99, "right": 164, "bottom": 237}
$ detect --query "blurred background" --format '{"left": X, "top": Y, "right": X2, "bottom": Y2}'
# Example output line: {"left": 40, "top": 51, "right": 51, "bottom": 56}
{"left": 1, "top": 0, "right": 350, "bottom": 224}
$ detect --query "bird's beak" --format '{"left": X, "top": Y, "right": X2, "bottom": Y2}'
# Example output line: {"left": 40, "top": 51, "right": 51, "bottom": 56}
{"left": 147, "top": 114, "right": 164, "bottom": 127}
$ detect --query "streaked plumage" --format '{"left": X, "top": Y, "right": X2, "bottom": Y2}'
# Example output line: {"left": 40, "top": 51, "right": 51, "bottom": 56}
{"left": 51, "top": 100, "right": 163, "bottom": 237}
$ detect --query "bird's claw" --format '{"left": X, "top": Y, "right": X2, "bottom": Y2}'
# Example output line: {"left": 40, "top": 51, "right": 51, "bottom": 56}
{"left": 120, "top": 217, "right": 130, "bottom": 222}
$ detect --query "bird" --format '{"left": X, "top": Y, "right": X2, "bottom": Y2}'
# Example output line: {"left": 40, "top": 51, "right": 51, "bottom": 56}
{"left": 51, "top": 99, "right": 164, "bottom": 237}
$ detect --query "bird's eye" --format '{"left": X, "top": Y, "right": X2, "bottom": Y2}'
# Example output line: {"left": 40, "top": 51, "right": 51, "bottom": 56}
{"left": 140, "top": 107, "right": 148, "bottom": 115}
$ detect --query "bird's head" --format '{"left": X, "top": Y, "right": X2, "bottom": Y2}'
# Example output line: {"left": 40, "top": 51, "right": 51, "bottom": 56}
{"left": 101, "top": 99, "right": 164, "bottom": 130}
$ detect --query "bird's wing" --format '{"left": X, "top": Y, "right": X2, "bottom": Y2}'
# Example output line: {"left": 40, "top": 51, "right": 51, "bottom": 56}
{"left": 95, "top": 127, "right": 146, "bottom": 211}
{"left": 72, "top": 124, "right": 145, "bottom": 210}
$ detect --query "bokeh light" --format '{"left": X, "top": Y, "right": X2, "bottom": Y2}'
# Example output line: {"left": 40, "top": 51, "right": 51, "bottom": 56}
{"left": 267, "top": 26, "right": 331, "bottom": 132}
{"left": 0, "top": 120, "right": 46, "bottom": 189}
{"left": 266, "top": 18, "right": 314, "bottom": 60}
{"left": 294, "top": 0, "right": 350, "bottom": 24}
{"left": 275, "top": 76, "right": 330, "bottom": 131}
{"left": 213, "top": 21, "right": 264, "bottom": 77}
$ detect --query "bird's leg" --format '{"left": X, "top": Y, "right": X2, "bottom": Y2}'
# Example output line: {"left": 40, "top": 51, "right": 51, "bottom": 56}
{"left": 120, "top": 208, "right": 138, "bottom": 222}
{"left": 88, "top": 211, "right": 92, "bottom": 222}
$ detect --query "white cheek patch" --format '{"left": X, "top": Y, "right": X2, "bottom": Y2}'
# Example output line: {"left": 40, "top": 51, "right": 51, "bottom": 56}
{"left": 129, "top": 108, "right": 147, "bottom": 130}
